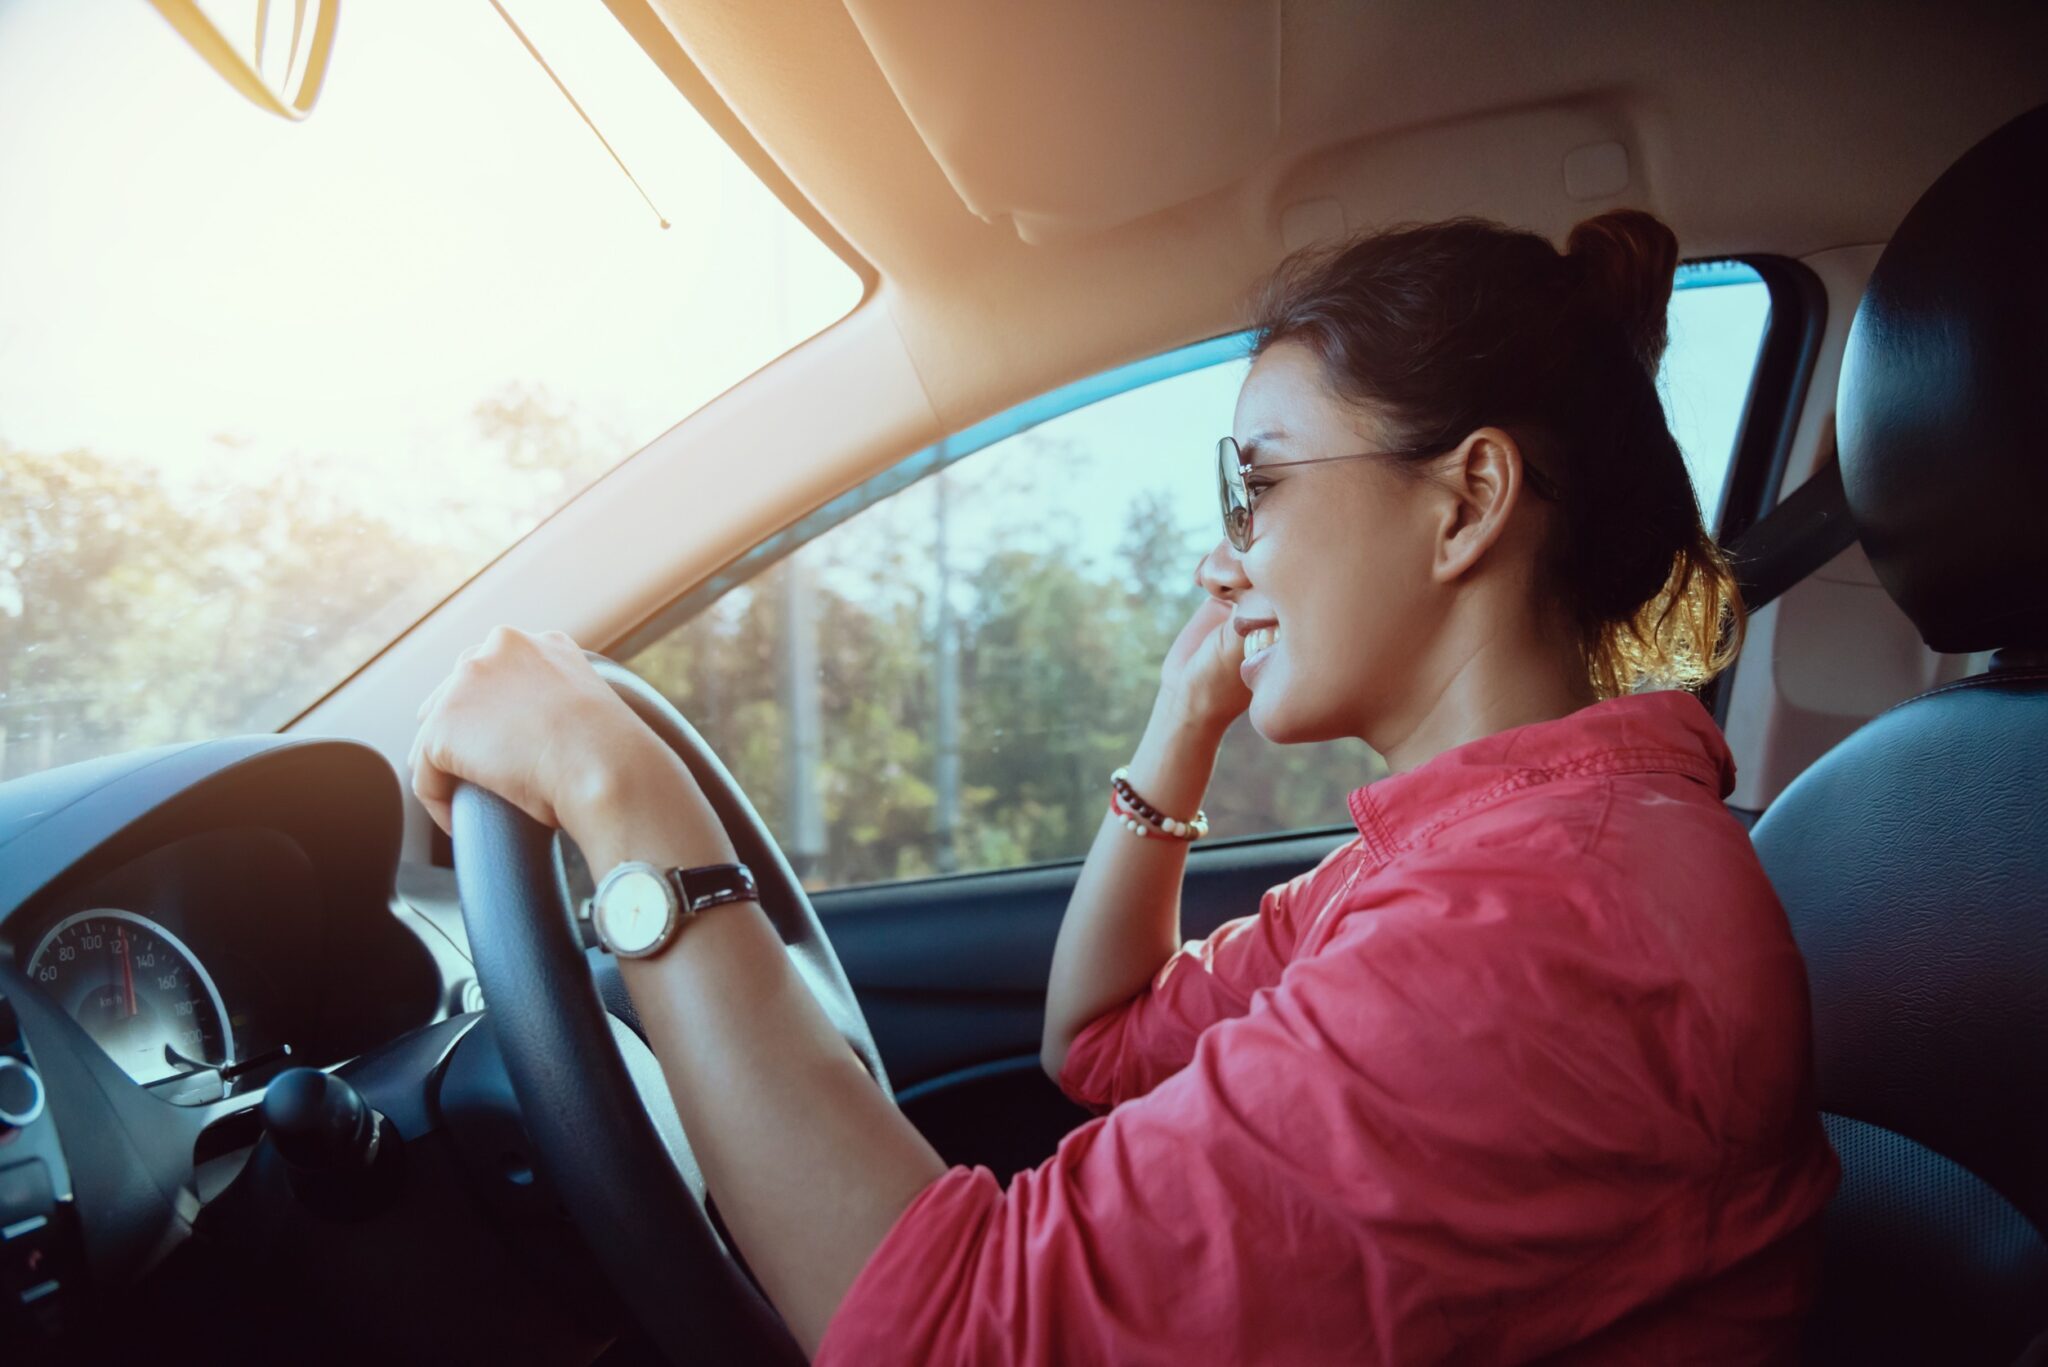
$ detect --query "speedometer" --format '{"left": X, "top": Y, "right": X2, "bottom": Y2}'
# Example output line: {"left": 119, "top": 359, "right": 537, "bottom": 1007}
{"left": 26, "top": 910, "right": 234, "bottom": 1087}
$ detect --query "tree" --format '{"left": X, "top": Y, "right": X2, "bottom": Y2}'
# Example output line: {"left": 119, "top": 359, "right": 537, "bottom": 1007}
{"left": 620, "top": 467, "right": 1381, "bottom": 889}
{"left": 0, "top": 381, "right": 618, "bottom": 783}
{"left": 0, "top": 440, "right": 454, "bottom": 779}
{"left": 6, "top": 386, "right": 1379, "bottom": 881}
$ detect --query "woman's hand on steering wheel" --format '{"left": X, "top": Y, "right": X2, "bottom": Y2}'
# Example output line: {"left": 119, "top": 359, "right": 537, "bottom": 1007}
{"left": 407, "top": 625, "right": 705, "bottom": 856}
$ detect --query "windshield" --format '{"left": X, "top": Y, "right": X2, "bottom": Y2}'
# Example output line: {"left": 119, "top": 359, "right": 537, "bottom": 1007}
{"left": 0, "top": 3, "right": 861, "bottom": 782}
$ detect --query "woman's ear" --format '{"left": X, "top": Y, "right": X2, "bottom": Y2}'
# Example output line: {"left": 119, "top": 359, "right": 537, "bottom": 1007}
{"left": 1429, "top": 426, "right": 1529, "bottom": 583}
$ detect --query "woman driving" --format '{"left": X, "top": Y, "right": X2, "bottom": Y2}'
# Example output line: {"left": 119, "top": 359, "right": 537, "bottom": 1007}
{"left": 410, "top": 209, "right": 1839, "bottom": 1363}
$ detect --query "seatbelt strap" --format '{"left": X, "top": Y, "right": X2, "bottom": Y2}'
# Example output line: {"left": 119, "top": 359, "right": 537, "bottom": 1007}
{"left": 1725, "top": 458, "right": 1859, "bottom": 612}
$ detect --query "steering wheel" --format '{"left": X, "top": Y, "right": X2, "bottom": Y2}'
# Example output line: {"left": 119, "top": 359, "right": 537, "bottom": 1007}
{"left": 450, "top": 655, "right": 892, "bottom": 1365}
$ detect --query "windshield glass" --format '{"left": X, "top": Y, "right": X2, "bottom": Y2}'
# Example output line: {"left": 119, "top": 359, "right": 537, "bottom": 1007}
{"left": 0, "top": 3, "right": 861, "bottom": 782}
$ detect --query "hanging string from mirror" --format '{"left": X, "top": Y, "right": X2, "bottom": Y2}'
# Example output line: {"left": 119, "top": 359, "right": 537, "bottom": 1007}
{"left": 486, "top": 0, "right": 671, "bottom": 229}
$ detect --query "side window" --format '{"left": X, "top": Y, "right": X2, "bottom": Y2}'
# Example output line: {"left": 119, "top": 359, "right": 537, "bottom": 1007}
{"left": 1662, "top": 262, "right": 1772, "bottom": 529}
{"left": 628, "top": 274, "right": 1775, "bottom": 893}
{"left": 626, "top": 339, "right": 1377, "bottom": 890}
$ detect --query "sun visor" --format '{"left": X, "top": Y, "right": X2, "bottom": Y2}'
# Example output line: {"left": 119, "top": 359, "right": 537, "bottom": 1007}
{"left": 840, "top": 0, "right": 1282, "bottom": 243}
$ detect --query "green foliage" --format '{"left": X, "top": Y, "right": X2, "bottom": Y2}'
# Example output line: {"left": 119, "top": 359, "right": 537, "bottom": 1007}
{"left": 627, "top": 466, "right": 1383, "bottom": 891}
{"left": 7, "top": 382, "right": 1381, "bottom": 886}
{"left": 0, "top": 382, "right": 598, "bottom": 780}
{"left": 0, "top": 439, "right": 462, "bottom": 777}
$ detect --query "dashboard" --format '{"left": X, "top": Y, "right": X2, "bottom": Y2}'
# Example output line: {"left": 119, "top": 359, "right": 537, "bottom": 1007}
{"left": 0, "top": 735, "right": 468, "bottom": 1351}
{"left": 15, "top": 825, "right": 414, "bottom": 1105}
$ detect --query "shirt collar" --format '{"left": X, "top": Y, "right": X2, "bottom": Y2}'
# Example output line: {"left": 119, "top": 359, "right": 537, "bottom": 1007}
{"left": 1346, "top": 689, "right": 1737, "bottom": 862}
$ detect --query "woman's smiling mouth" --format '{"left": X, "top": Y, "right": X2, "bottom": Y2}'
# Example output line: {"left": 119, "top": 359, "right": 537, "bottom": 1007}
{"left": 1239, "top": 622, "right": 1281, "bottom": 685}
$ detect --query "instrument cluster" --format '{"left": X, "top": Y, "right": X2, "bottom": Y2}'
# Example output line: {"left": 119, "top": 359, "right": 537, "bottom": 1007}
{"left": 11, "top": 824, "right": 394, "bottom": 1105}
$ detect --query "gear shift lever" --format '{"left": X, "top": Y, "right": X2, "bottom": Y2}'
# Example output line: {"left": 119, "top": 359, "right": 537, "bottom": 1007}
{"left": 259, "top": 1067, "right": 401, "bottom": 1217}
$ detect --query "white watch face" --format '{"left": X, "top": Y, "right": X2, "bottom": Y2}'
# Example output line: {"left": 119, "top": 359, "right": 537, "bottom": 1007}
{"left": 597, "top": 866, "right": 673, "bottom": 956}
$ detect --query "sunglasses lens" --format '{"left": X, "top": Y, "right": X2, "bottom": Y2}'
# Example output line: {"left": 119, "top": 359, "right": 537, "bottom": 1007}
{"left": 1216, "top": 438, "right": 1250, "bottom": 551}
{"left": 1223, "top": 505, "right": 1251, "bottom": 552}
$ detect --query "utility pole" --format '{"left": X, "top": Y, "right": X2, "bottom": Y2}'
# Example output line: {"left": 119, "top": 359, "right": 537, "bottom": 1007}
{"left": 779, "top": 557, "right": 828, "bottom": 883}
{"left": 933, "top": 472, "right": 960, "bottom": 873}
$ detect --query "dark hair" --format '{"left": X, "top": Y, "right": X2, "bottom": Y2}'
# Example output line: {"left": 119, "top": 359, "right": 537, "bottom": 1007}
{"left": 1249, "top": 210, "right": 1743, "bottom": 699}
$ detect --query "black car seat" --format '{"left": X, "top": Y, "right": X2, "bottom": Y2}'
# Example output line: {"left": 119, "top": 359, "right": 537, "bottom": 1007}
{"left": 1747, "top": 102, "right": 2048, "bottom": 1366}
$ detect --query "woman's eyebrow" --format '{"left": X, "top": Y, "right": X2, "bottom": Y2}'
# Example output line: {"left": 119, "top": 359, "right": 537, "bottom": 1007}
{"left": 1241, "top": 432, "right": 1291, "bottom": 464}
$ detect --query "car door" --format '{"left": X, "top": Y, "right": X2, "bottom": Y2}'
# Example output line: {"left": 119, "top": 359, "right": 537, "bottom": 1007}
{"left": 608, "top": 264, "right": 1787, "bottom": 1175}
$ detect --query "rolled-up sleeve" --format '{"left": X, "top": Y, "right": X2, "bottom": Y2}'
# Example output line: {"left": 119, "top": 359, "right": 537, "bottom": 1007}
{"left": 820, "top": 869, "right": 1759, "bottom": 1367}
{"left": 1054, "top": 849, "right": 1349, "bottom": 1113}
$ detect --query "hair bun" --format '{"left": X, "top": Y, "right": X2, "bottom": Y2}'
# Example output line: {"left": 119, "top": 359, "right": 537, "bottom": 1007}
{"left": 1566, "top": 209, "right": 1680, "bottom": 373}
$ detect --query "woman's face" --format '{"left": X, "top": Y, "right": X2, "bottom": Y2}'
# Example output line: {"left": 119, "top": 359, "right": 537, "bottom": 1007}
{"left": 1217, "top": 340, "right": 1450, "bottom": 745}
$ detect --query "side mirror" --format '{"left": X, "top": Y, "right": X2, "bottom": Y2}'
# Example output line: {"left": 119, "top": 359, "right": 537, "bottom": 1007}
{"left": 146, "top": 0, "right": 340, "bottom": 121}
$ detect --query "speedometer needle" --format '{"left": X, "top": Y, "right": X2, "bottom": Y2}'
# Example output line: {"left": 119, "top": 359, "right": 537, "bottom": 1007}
{"left": 117, "top": 928, "right": 138, "bottom": 1018}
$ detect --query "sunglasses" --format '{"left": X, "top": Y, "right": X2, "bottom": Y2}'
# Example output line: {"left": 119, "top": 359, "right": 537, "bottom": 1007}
{"left": 1215, "top": 434, "right": 1564, "bottom": 554}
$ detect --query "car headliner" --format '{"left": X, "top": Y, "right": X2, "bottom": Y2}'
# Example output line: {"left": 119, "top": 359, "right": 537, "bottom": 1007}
{"left": 289, "top": 0, "right": 2048, "bottom": 860}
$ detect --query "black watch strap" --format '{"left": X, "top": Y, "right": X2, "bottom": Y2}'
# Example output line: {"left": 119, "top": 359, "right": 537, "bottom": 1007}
{"left": 665, "top": 863, "right": 758, "bottom": 916}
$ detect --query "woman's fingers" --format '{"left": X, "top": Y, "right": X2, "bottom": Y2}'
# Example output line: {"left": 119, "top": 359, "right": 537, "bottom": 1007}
{"left": 406, "top": 626, "right": 675, "bottom": 845}
{"left": 409, "top": 676, "right": 454, "bottom": 770}
{"left": 408, "top": 654, "right": 471, "bottom": 826}
{"left": 412, "top": 764, "right": 455, "bottom": 836}
{"left": 1208, "top": 615, "right": 1241, "bottom": 667}
{"left": 414, "top": 639, "right": 480, "bottom": 724}
{"left": 416, "top": 673, "right": 452, "bottom": 721}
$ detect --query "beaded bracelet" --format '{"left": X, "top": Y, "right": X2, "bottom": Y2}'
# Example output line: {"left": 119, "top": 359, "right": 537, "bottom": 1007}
{"left": 1109, "top": 766, "right": 1210, "bottom": 840}
{"left": 1107, "top": 795, "right": 1159, "bottom": 839}
{"left": 1108, "top": 791, "right": 1183, "bottom": 839}
{"left": 1111, "top": 786, "right": 1209, "bottom": 841}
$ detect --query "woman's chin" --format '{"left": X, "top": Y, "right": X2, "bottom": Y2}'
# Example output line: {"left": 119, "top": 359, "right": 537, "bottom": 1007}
{"left": 1246, "top": 686, "right": 1307, "bottom": 745}
{"left": 1248, "top": 677, "right": 1348, "bottom": 746}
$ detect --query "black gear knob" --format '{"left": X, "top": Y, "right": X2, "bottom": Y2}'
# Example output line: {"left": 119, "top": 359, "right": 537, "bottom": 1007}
{"left": 258, "top": 1067, "right": 401, "bottom": 1218}
{"left": 261, "top": 1067, "right": 379, "bottom": 1172}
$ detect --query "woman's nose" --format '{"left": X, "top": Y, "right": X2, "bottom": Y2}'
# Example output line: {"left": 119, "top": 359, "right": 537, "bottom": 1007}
{"left": 1196, "top": 538, "right": 1251, "bottom": 601}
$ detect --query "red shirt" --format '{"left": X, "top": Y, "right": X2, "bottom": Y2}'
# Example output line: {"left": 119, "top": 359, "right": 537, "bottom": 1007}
{"left": 818, "top": 690, "right": 1840, "bottom": 1365}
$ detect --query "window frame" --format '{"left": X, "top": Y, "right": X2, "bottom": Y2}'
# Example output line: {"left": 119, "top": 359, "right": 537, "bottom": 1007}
{"left": 1700, "top": 255, "right": 1830, "bottom": 547}
{"left": 604, "top": 254, "right": 1822, "bottom": 878}
{"left": 1693, "top": 254, "right": 1829, "bottom": 728}
{"left": 617, "top": 259, "right": 1822, "bottom": 666}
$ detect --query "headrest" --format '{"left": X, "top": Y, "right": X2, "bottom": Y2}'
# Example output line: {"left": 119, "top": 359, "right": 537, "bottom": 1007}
{"left": 1836, "top": 103, "right": 2048, "bottom": 654}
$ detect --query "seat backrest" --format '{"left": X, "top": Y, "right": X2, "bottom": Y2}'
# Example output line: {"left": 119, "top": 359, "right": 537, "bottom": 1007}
{"left": 1753, "top": 670, "right": 2048, "bottom": 1363}
{"left": 1748, "top": 101, "right": 2048, "bottom": 1366}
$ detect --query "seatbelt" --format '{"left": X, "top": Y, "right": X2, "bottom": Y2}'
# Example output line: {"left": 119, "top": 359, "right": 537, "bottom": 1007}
{"left": 1699, "top": 459, "right": 1858, "bottom": 729}
{"left": 1724, "top": 458, "right": 1859, "bottom": 613}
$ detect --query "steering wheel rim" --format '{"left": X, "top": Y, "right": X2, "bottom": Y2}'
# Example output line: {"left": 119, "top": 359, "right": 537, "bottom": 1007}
{"left": 451, "top": 654, "right": 892, "bottom": 1365}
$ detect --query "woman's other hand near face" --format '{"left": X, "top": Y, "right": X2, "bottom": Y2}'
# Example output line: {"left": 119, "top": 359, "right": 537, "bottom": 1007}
{"left": 1157, "top": 596, "right": 1253, "bottom": 736}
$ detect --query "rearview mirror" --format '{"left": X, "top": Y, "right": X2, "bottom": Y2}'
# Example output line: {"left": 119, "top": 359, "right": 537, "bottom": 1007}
{"left": 146, "top": 0, "right": 339, "bottom": 121}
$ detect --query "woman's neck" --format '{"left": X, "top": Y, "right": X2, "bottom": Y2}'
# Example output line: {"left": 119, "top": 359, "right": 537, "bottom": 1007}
{"left": 1372, "top": 609, "right": 1598, "bottom": 776}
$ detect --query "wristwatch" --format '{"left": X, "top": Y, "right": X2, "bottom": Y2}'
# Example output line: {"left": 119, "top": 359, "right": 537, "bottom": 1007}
{"left": 587, "top": 860, "right": 758, "bottom": 959}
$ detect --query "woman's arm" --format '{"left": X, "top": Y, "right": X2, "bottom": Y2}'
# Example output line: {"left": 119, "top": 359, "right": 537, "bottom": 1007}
{"left": 410, "top": 628, "right": 947, "bottom": 1356}
{"left": 407, "top": 606, "right": 1247, "bottom": 1352}
{"left": 1040, "top": 597, "right": 1250, "bottom": 1082}
{"left": 1038, "top": 693, "right": 1229, "bottom": 1081}
{"left": 574, "top": 768, "right": 948, "bottom": 1358}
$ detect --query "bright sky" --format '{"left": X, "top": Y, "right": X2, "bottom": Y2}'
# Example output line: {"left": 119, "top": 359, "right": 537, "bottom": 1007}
{"left": 0, "top": 0, "right": 861, "bottom": 519}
